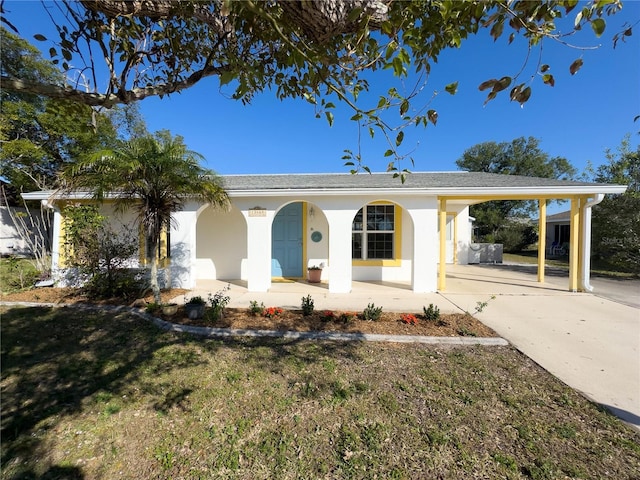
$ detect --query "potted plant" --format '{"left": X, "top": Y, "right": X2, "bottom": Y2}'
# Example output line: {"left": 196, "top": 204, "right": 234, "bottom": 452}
{"left": 307, "top": 265, "right": 322, "bottom": 283}
{"left": 184, "top": 295, "right": 206, "bottom": 319}
{"left": 161, "top": 303, "right": 178, "bottom": 316}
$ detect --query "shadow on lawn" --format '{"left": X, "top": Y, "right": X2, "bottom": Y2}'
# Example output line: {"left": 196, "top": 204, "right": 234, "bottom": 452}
{"left": 0, "top": 305, "right": 362, "bottom": 475}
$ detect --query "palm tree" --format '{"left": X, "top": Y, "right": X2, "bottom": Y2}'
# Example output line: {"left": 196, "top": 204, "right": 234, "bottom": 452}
{"left": 63, "top": 130, "right": 228, "bottom": 303}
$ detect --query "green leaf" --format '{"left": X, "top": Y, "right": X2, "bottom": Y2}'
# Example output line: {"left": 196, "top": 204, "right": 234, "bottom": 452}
{"left": 325, "top": 111, "right": 334, "bottom": 127}
{"left": 483, "top": 90, "right": 497, "bottom": 105}
{"left": 591, "top": 18, "right": 606, "bottom": 37}
{"left": 569, "top": 58, "right": 584, "bottom": 75}
{"left": 445, "top": 81, "right": 458, "bottom": 95}
{"left": 33, "top": 34, "right": 47, "bottom": 41}
{"left": 542, "top": 74, "right": 555, "bottom": 87}
{"left": 395, "top": 131, "right": 404, "bottom": 147}
{"left": 400, "top": 99, "right": 409, "bottom": 116}
{"left": 219, "top": 71, "right": 235, "bottom": 86}
{"left": 384, "top": 149, "right": 394, "bottom": 157}
{"left": 492, "top": 76, "right": 512, "bottom": 92}
{"left": 385, "top": 43, "right": 396, "bottom": 60}
{"left": 347, "top": 7, "right": 363, "bottom": 22}
{"left": 427, "top": 110, "right": 438, "bottom": 125}
{"left": 478, "top": 79, "right": 497, "bottom": 91}
{"left": 540, "top": 64, "right": 550, "bottom": 73}
{"left": 565, "top": 0, "right": 579, "bottom": 14}
{"left": 490, "top": 19, "right": 504, "bottom": 41}
{"left": 344, "top": 161, "right": 355, "bottom": 167}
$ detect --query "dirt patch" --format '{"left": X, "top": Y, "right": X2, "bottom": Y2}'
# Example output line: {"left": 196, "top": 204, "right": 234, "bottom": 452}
{"left": 2, "top": 287, "right": 497, "bottom": 337}
{"left": 1, "top": 287, "right": 187, "bottom": 306}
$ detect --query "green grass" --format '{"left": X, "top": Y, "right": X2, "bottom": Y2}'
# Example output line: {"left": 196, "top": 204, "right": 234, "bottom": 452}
{"left": 2, "top": 305, "right": 639, "bottom": 479}
{"left": 0, "top": 257, "right": 41, "bottom": 293}
{"left": 503, "top": 251, "right": 639, "bottom": 279}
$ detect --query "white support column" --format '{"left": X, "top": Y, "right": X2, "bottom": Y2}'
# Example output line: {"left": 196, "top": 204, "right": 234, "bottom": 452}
{"left": 538, "top": 199, "right": 546, "bottom": 284}
{"left": 324, "top": 210, "right": 354, "bottom": 293}
{"left": 243, "top": 211, "right": 275, "bottom": 292}
{"left": 580, "top": 194, "right": 604, "bottom": 292}
{"left": 408, "top": 207, "right": 438, "bottom": 292}
{"left": 170, "top": 205, "right": 199, "bottom": 289}
{"left": 49, "top": 204, "right": 62, "bottom": 271}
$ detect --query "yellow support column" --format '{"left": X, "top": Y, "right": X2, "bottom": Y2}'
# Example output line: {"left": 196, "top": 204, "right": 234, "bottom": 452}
{"left": 569, "top": 197, "right": 580, "bottom": 292}
{"left": 537, "top": 200, "right": 546, "bottom": 283}
{"left": 58, "top": 207, "right": 69, "bottom": 268}
{"left": 438, "top": 198, "right": 447, "bottom": 291}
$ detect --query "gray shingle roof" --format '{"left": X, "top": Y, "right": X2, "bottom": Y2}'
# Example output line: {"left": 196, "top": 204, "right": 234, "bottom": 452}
{"left": 220, "top": 171, "right": 607, "bottom": 191}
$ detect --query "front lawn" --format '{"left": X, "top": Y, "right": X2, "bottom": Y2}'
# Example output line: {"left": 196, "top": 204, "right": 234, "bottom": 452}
{"left": 2, "top": 305, "right": 639, "bottom": 479}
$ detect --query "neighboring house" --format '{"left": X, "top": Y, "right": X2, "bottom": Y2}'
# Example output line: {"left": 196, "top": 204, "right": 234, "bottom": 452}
{"left": 23, "top": 172, "right": 626, "bottom": 293}
{"left": 544, "top": 210, "right": 571, "bottom": 255}
{"left": 0, "top": 205, "right": 52, "bottom": 257}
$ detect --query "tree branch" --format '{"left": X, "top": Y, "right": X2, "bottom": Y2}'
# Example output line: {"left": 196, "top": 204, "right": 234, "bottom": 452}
{"left": 1, "top": 62, "right": 232, "bottom": 107}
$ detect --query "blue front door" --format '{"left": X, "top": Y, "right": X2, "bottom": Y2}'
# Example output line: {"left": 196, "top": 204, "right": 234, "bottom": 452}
{"left": 272, "top": 203, "right": 303, "bottom": 277}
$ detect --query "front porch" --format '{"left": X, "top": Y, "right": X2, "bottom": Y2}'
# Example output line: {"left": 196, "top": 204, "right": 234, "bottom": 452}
{"left": 177, "top": 263, "right": 572, "bottom": 314}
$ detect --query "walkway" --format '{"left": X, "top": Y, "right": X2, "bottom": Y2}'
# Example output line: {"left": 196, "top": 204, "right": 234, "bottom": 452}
{"left": 183, "top": 264, "right": 640, "bottom": 430}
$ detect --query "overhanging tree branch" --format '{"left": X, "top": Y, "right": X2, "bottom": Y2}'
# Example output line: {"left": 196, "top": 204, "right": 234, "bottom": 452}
{"left": 2, "top": 62, "right": 233, "bottom": 106}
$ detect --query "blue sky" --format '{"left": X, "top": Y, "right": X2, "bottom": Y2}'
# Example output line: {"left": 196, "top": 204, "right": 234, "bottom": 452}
{"left": 4, "top": 1, "right": 640, "bottom": 182}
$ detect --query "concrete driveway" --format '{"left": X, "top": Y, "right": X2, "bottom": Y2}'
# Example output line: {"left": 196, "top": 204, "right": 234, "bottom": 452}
{"left": 440, "top": 264, "right": 640, "bottom": 430}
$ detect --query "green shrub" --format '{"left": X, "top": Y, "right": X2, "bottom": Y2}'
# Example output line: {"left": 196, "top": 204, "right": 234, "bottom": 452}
{"left": 145, "top": 302, "right": 161, "bottom": 314}
{"left": 83, "top": 269, "right": 144, "bottom": 301}
{"left": 208, "top": 285, "right": 231, "bottom": 321}
{"left": 340, "top": 312, "right": 358, "bottom": 323}
{"left": 249, "top": 300, "right": 264, "bottom": 316}
{"left": 423, "top": 303, "right": 440, "bottom": 321}
{"left": 3, "top": 257, "right": 41, "bottom": 291}
{"left": 362, "top": 303, "right": 382, "bottom": 321}
{"left": 301, "top": 295, "right": 314, "bottom": 316}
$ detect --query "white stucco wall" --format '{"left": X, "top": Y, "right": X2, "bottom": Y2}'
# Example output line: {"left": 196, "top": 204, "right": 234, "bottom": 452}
{"left": 305, "top": 202, "right": 329, "bottom": 280}
{"left": 195, "top": 204, "right": 246, "bottom": 280}
{"left": 455, "top": 206, "right": 471, "bottom": 265}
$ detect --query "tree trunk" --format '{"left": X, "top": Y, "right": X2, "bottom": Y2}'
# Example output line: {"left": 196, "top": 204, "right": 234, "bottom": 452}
{"left": 149, "top": 238, "right": 161, "bottom": 304}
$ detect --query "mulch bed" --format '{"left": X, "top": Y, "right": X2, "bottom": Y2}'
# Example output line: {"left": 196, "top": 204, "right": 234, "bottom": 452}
{"left": 2, "top": 288, "right": 498, "bottom": 338}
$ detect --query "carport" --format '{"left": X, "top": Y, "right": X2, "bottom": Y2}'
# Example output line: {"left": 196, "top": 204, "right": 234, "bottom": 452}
{"left": 436, "top": 179, "right": 626, "bottom": 292}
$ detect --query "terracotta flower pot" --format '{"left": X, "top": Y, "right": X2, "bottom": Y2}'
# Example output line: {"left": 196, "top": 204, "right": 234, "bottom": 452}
{"left": 308, "top": 268, "right": 322, "bottom": 283}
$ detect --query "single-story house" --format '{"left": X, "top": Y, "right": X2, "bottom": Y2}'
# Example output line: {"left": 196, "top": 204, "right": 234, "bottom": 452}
{"left": 0, "top": 205, "right": 52, "bottom": 257}
{"left": 543, "top": 210, "right": 571, "bottom": 255}
{"left": 23, "top": 171, "right": 627, "bottom": 293}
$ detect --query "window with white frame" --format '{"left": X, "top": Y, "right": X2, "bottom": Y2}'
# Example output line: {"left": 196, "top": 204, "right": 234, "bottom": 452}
{"left": 352, "top": 204, "right": 395, "bottom": 260}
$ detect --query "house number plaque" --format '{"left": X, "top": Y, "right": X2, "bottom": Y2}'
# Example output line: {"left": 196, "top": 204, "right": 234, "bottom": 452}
{"left": 248, "top": 208, "right": 267, "bottom": 217}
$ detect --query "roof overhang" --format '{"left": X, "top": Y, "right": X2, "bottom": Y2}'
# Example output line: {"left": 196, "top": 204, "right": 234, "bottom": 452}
{"left": 21, "top": 171, "right": 627, "bottom": 205}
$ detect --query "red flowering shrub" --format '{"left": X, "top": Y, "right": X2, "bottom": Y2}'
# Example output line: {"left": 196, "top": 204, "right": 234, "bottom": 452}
{"left": 320, "top": 310, "right": 335, "bottom": 321}
{"left": 263, "top": 306, "right": 283, "bottom": 318}
{"left": 401, "top": 313, "right": 418, "bottom": 325}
